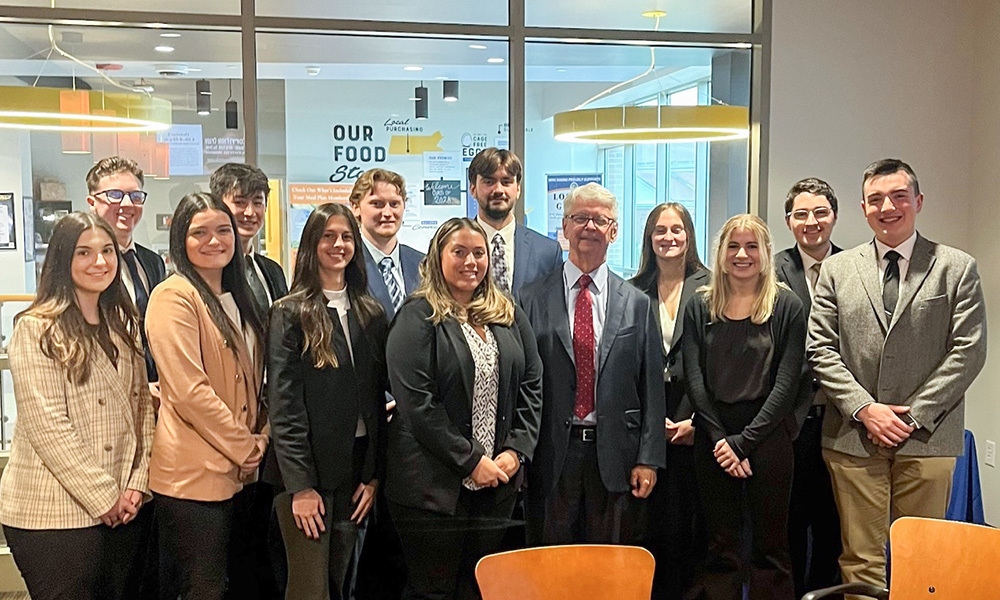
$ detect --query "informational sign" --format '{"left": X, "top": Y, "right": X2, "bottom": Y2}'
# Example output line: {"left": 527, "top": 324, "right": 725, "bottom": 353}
{"left": 546, "top": 174, "right": 603, "bottom": 248}
{"left": 158, "top": 124, "right": 203, "bottom": 176}
{"left": 461, "top": 132, "right": 488, "bottom": 218}
{"left": 288, "top": 183, "right": 353, "bottom": 205}
{"left": 204, "top": 135, "right": 245, "bottom": 171}
{"left": 0, "top": 192, "right": 15, "bottom": 250}
{"left": 424, "top": 180, "right": 462, "bottom": 206}
{"left": 423, "top": 151, "right": 462, "bottom": 180}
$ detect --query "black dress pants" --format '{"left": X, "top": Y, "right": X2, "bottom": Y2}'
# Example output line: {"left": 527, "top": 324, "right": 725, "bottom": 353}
{"left": 390, "top": 486, "right": 517, "bottom": 600}
{"left": 693, "top": 401, "right": 795, "bottom": 600}
{"left": 355, "top": 489, "right": 407, "bottom": 600}
{"left": 789, "top": 408, "right": 842, "bottom": 598}
{"left": 227, "top": 481, "right": 285, "bottom": 600}
{"left": 4, "top": 519, "right": 142, "bottom": 600}
{"left": 155, "top": 493, "right": 235, "bottom": 600}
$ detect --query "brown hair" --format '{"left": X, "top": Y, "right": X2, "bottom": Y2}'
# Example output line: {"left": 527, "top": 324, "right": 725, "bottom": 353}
{"left": 631, "top": 203, "right": 707, "bottom": 291}
{"left": 348, "top": 168, "right": 407, "bottom": 206}
{"left": 86, "top": 156, "right": 145, "bottom": 193}
{"left": 467, "top": 147, "right": 522, "bottom": 185}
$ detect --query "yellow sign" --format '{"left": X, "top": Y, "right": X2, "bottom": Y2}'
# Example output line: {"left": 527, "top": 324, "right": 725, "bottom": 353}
{"left": 388, "top": 131, "right": 444, "bottom": 155}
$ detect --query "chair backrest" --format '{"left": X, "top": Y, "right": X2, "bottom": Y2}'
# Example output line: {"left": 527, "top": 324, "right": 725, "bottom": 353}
{"left": 475, "top": 544, "right": 654, "bottom": 600}
{"left": 889, "top": 517, "right": 1000, "bottom": 599}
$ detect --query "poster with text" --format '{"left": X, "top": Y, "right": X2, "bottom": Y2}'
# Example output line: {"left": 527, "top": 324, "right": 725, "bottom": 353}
{"left": 546, "top": 174, "right": 602, "bottom": 249}
{"left": 158, "top": 124, "right": 203, "bottom": 176}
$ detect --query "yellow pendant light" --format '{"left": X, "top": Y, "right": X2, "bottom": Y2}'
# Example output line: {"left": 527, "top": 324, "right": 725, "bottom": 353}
{"left": 554, "top": 105, "right": 749, "bottom": 144}
{"left": 0, "top": 87, "right": 172, "bottom": 133}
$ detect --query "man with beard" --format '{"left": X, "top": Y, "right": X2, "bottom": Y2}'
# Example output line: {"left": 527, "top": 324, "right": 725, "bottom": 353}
{"left": 469, "top": 148, "right": 563, "bottom": 296}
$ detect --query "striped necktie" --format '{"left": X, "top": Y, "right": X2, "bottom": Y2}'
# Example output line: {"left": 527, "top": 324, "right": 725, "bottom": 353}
{"left": 379, "top": 257, "right": 404, "bottom": 311}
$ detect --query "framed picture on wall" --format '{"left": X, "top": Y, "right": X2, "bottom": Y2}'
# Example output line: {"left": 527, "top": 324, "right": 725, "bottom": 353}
{"left": 0, "top": 192, "right": 16, "bottom": 251}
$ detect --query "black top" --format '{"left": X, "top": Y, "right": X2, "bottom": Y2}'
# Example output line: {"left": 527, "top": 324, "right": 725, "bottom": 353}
{"left": 682, "top": 286, "right": 806, "bottom": 461}
{"left": 706, "top": 318, "right": 773, "bottom": 403}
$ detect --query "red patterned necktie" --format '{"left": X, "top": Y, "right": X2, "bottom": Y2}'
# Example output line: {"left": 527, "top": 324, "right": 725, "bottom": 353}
{"left": 573, "top": 273, "right": 595, "bottom": 420}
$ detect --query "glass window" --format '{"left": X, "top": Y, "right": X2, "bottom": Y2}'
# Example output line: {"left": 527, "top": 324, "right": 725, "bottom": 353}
{"left": 9, "top": 0, "right": 239, "bottom": 14}
{"left": 256, "top": 33, "right": 508, "bottom": 262}
{"left": 526, "top": 0, "right": 752, "bottom": 34}
{"left": 524, "top": 42, "right": 750, "bottom": 277}
{"left": 257, "top": 0, "right": 507, "bottom": 26}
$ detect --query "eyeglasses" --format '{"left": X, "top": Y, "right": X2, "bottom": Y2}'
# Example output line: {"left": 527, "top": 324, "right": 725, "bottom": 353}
{"left": 787, "top": 207, "right": 832, "bottom": 221}
{"left": 93, "top": 189, "right": 148, "bottom": 205}
{"left": 565, "top": 214, "right": 616, "bottom": 229}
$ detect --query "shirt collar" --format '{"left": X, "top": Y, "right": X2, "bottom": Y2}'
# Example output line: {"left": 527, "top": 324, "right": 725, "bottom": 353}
{"left": 361, "top": 235, "right": 400, "bottom": 266}
{"left": 323, "top": 286, "right": 351, "bottom": 311}
{"left": 563, "top": 259, "right": 609, "bottom": 293}
{"left": 122, "top": 239, "right": 137, "bottom": 254}
{"left": 797, "top": 244, "right": 832, "bottom": 272}
{"left": 477, "top": 216, "right": 516, "bottom": 245}
{"left": 874, "top": 231, "right": 917, "bottom": 263}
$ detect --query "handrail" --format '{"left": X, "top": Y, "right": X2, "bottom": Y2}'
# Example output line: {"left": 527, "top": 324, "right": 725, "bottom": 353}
{"left": 0, "top": 295, "right": 33, "bottom": 303}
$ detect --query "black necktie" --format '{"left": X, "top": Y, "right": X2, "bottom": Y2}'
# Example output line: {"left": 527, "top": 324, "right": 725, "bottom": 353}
{"left": 123, "top": 249, "right": 156, "bottom": 380}
{"left": 883, "top": 250, "right": 901, "bottom": 318}
{"left": 244, "top": 255, "right": 270, "bottom": 317}
{"left": 330, "top": 308, "right": 354, "bottom": 368}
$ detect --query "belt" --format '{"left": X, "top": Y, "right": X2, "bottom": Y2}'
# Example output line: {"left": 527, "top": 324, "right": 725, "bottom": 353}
{"left": 570, "top": 425, "right": 596, "bottom": 442}
{"left": 806, "top": 405, "right": 826, "bottom": 419}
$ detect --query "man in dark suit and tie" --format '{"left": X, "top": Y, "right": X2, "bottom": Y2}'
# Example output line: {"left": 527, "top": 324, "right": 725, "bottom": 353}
{"left": 775, "top": 178, "right": 843, "bottom": 599}
{"left": 211, "top": 162, "right": 288, "bottom": 600}
{"left": 86, "top": 156, "right": 165, "bottom": 600}
{"left": 519, "top": 182, "right": 665, "bottom": 545}
{"left": 808, "top": 159, "right": 987, "bottom": 598}
{"left": 469, "top": 148, "right": 563, "bottom": 296}
{"left": 349, "top": 168, "right": 424, "bottom": 319}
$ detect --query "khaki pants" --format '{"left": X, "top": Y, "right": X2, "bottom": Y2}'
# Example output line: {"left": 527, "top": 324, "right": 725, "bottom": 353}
{"left": 823, "top": 448, "right": 955, "bottom": 600}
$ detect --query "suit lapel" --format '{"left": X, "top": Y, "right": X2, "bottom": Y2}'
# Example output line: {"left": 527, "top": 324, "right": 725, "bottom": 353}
{"left": 511, "top": 225, "right": 530, "bottom": 293}
{"left": 400, "top": 246, "right": 422, "bottom": 294}
{"left": 598, "top": 275, "right": 625, "bottom": 377}
{"left": 490, "top": 323, "right": 513, "bottom": 418}
{"left": 668, "top": 268, "right": 708, "bottom": 355}
{"left": 855, "top": 241, "right": 889, "bottom": 331}
{"left": 443, "top": 320, "right": 476, "bottom": 405}
{"left": 780, "top": 250, "right": 810, "bottom": 305}
{"left": 361, "top": 245, "right": 393, "bottom": 313}
{"left": 546, "top": 270, "right": 575, "bottom": 365}
{"left": 891, "top": 235, "right": 936, "bottom": 329}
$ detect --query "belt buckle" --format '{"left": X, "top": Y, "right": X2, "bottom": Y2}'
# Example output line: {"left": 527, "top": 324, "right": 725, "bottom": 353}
{"left": 581, "top": 428, "right": 596, "bottom": 442}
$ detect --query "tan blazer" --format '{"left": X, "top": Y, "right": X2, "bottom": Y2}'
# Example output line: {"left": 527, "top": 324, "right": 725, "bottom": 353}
{"left": 146, "top": 274, "right": 264, "bottom": 502}
{"left": 0, "top": 315, "right": 155, "bottom": 529}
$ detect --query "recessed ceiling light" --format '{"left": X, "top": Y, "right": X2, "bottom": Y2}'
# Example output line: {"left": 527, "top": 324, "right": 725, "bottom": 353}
{"left": 487, "top": 57, "right": 505, "bottom": 64}
{"left": 435, "top": 76, "right": 448, "bottom": 80}
{"left": 404, "top": 66, "right": 423, "bottom": 71}
{"left": 469, "top": 44, "right": 487, "bottom": 50}
{"left": 187, "top": 67, "right": 202, "bottom": 72}
{"left": 556, "top": 68, "right": 567, "bottom": 73}
{"left": 160, "top": 32, "right": 181, "bottom": 38}
{"left": 154, "top": 45, "right": 175, "bottom": 53}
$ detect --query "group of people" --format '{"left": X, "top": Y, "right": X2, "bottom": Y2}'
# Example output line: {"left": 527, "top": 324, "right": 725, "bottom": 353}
{"left": 0, "top": 148, "right": 985, "bottom": 600}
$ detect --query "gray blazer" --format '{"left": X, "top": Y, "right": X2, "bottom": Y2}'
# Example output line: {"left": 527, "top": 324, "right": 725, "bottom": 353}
{"left": 807, "top": 234, "right": 987, "bottom": 458}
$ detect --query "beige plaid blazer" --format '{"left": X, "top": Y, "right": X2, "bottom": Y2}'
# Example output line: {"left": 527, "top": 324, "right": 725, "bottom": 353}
{"left": 0, "top": 315, "right": 155, "bottom": 529}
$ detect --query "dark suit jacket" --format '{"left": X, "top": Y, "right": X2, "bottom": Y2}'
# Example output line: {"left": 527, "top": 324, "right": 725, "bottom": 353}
{"left": 629, "top": 267, "right": 710, "bottom": 422}
{"left": 518, "top": 266, "right": 666, "bottom": 496}
{"left": 361, "top": 242, "right": 424, "bottom": 318}
{"left": 134, "top": 243, "right": 166, "bottom": 381}
{"left": 384, "top": 297, "right": 543, "bottom": 515}
{"left": 775, "top": 244, "right": 841, "bottom": 433}
{"left": 253, "top": 252, "right": 289, "bottom": 304}
{"left": 511, "top": 224, "right": 563, "bottom": 296}
{"left": 265, "top": 296, "right": 389, "bottom": 493}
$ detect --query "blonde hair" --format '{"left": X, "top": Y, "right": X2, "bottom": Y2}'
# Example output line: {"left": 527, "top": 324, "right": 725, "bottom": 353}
{"left": 348, "top": 168, "right": 407, "bottom": 206}
{"left": 414, "top": 218, "right": 514, "bottom": 327}
{"left": 701, "top": 214, "right": 782, "bottom": 325}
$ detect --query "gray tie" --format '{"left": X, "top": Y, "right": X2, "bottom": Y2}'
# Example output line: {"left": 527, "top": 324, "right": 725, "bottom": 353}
{"left": 808, "top": 263, "right": 822, "bottom": 299}
{"left": 491, "top": 233, "right": 510, "bottom": 294}
{"left": 379, "top": 257, "right": 404, "bottom": 311}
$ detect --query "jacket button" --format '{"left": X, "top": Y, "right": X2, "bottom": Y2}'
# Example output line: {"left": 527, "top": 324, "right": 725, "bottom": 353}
{"left": 98, "top": 398, "right": 106, "bottom": 406}
{"left": 669, "top": 357, "right": 676, "bottom": 366}
{"left": 104, "top": 443, "right": 113, "bottom": 452}
{"left": 564, "top": 419, "right": 572, "bottom": 429}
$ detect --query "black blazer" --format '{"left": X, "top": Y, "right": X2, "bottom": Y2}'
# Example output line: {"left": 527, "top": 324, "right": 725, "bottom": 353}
{"left": 253, "top": 252, "right": 289, "bottom": 304}
{"left": 629, "top": 267, "right": 710, "bottom": 422}
{"left": 518, "top": 266, "right": 666, "bottom": 496}
{"left": 265, "top": 296, "right": 389, "bottom": 493}
{"left": 511, "top": 224, "right": 564, "bottom": 295}
{"left": 361, "top": 242, "right": 424, "bottom": 319}
{"left": 775, "top": 244, "right": 841, "bottom": 433}
{"left": 384, "top": 297, "right": 543, "bottom": 515}
{"left": 134, "top": 243, "right": 166, "bottom": 381}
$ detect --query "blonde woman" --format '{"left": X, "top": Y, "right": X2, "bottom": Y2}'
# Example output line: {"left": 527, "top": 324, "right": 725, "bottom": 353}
{"left": 385, "top": 218, "right": 543, "bottom": 600}
{"left": 681, "top": 214, "right": 805, "bottom": 600}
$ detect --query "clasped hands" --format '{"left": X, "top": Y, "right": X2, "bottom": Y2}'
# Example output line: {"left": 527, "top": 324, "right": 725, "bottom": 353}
{"left": 858, "top": 402, "right": 914, "bottom": 448}
{"left": 99, "top": 488, "right": 144, "bottom": 528}
{"left": 714, "top": 439, "right": 752, "bottom": 479}
{"left": 470, "top": 449, "right": 521, "bottom": 488}
{"left": 239, "top": 434, "right": 269, "bottom": 482}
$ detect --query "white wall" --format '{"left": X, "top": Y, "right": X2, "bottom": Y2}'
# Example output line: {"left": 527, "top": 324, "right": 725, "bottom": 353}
{"left": 768, "top": 0, "right": 1000, "bottom": 521}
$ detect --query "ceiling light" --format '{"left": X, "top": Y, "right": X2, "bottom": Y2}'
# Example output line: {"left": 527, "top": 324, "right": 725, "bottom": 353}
{"left": 553, "top": 105, "right": 749, "bottom": 144}
{"left": 443, "top": 80, "right": 459, "bottom": 103}
{"left": 187, "top": 67, "right": 202, "bottom": 72}
{"left": 196, "top": 79, "right": 211, "bottom": 96}
{"left": 196, "top": 80, "right": 211, "bottom": 115}
{"left": 556, "top": 68, "right": 567, "bottom": 73}
{"left": 487, "top": 57, "right": 505, "bottom": 64}
{"left": 0, "top": 87, "right": 171, "bottom": 132}
{"left": 154, "top": 45, "right": 174, "bottom": 53}
{"left": 404, "top": 66, "right": 423, "bottom": 71}
{"left": 225, "top": 79, "right": 238, "bottom": 130}
{"left": 160, "top": 32, "right": 181, "bottom": 38}
{"left": 305, "top": 66, "right": 321, "bottom": 76}
{"left": 641, "top": 10, "right": 667, "bottom": 18}
{"left": 414, "top": 82, "right": 428, "bottom": 120}
{"left": 469, "top": 44, "right": 487, "bottom": 50}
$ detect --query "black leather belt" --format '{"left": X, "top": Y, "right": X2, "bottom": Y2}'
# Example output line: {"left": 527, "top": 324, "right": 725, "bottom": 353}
{"left": 570, "top": 425, "right": 596, "bottom": 442}
{"left": 807, "top": 405, "right": 826, "bottom": 419}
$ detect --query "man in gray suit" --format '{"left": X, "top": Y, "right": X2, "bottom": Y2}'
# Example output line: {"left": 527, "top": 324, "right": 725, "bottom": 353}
{"left": 469, "top": 148, "right": 563, "bottom": 295}
{"left": 808, "top": 159, "right": 986, "bottom": 597}
{"left": 519, "top": 182, "right": 665, "bottom": 545}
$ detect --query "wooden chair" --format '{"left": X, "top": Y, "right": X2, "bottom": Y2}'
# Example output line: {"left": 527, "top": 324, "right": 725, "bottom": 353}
{"left": 475, "top": 544, "right": 654, "bottom": 600}
{"left": 803, "top": 517, "right": 1000, "bottom": 600}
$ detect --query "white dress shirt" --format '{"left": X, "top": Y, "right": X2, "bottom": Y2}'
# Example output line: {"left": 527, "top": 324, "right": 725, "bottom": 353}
{"left": 563, "top": 260, "right": 609, "bottom": 425}
{"left": 477, "top": 217, "right": 516, "bottom": 290}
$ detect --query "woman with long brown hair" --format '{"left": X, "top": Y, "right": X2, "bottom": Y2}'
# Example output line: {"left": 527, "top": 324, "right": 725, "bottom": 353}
{"left": 265, "top": 203, "right": 388, "bottom": 600}
{"left": 681, "top": 214, "right": 805, "bottom": 600}
{"left": 1, "top": 212, "right": 155, "bottom": 600}
{"left": 385, "top": 217, "right": 543, "bottom": 600}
